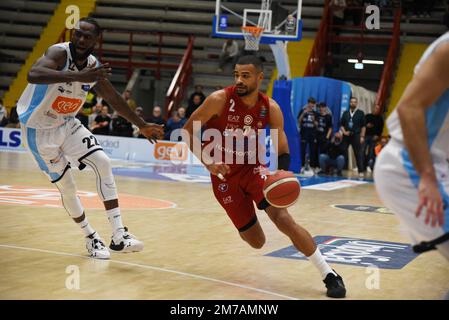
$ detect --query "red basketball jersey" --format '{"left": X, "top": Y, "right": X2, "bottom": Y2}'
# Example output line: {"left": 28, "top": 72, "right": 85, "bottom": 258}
{"left": 205, "top": 86, "right": 271, "bottom": 175}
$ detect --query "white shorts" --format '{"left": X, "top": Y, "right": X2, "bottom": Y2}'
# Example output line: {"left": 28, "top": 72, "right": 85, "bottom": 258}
{"left": 21, "top": 118, "right": 103, "bottom": 182}
{"left": 374, "top": 140, "right": 449, "bottom": 261}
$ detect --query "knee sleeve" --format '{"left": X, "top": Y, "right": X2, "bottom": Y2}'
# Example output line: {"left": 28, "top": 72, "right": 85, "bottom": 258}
{"left": 54, "top": 169, "right": 84, "bottom": 218}
{"left": 81, "top": 150, "right": 118, "bottom": 202}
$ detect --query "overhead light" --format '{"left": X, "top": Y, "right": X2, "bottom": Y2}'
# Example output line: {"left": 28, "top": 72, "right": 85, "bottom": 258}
{"left": 354, "top": 62, "right": 364, "bottom": 70}
{"left": 348, "top": 59, "right": 384, "bottom": 65}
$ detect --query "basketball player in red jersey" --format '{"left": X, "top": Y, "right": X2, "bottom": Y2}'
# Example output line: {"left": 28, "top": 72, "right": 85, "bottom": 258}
{"left": 183, "top": 55, "right": 346, "bottom": 298}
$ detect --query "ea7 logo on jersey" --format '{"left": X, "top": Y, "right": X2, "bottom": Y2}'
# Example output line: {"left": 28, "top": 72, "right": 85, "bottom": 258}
{"left": 227, "top": 115, "right": 240, "bottom": 122}
{"left": 51, "top": 96, "right": 82, "bottom": 114}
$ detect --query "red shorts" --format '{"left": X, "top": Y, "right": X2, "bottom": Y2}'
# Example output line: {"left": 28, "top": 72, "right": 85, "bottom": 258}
{"left": 211, "top": 165, "right": 269, "bottom": 232}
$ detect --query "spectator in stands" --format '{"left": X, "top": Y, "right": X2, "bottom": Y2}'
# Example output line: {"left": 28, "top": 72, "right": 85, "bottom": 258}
{"left": 340, "top": 96, "right": 366, "bottom": 178}
{"left": 186, "top": 94, "right": 203, "bottom": 119}
{"left": 217, "top": 39, "right": 239, "bottom": 72}
{"left": 122, "top": 89, "right": 137, "bottom": 112}
{"left": 88, "top": 103, "right": 103, "bottom": 129}
{"left": 364, "top": 103, "right": 384, "bottom": 172}
{"left": 5, "top": 106, "right": 20, "bottom": 128}
{"left": 164, "top": 107, "right": 187, "bottom": 141}
{"left": 301, "top": 97, "right": 317, "bottom": 112}
{"left": 147, "top": 106, "right": 166, "bottom": 126}
{"left": 91, "top": 105, "right": 111, "bottom": 135}
{"left": 0, "top": 99, "right": 8, "bottom": 127}
{"left": 111, "top": 111, "right": 133, "bottom": 137}
{"left": 188, "top": 85, "right": 206, "bottom": 109}
{"left": 318, "top": 131, "right": 346, "bottom": 176}
{"left": 315, "top": 102, "right": 333, "bottom": 161}
{"left": 298, "top": 100, "right": 318, "bottom": 171}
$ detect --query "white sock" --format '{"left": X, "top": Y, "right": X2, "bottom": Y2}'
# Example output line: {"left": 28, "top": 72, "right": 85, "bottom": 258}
{"left": 106, "top": 207, "right": 124, "bottom": 236}
{"left": 307, "top": 247, "right": 336, "bottom": 279}
{"left": 77, "top": 216, "right": 95, "bottom": 237}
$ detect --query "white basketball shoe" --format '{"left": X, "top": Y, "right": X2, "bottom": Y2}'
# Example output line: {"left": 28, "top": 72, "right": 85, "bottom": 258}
{"left": 86, "top": 232, "right": 110, "bottom": 259}
{"left": 109, "top": 227, "right": 144, "bottom": 253}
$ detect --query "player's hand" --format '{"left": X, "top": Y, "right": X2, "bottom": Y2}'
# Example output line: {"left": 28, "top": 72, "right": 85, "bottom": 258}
{"left": 139, "top": 123, "right": 164, "bottom": 144}
{"left": 416, "top": 173, "right": 444, "bottom": 227}
{"left": 206, "top": 163, "right": 231, "bottom": 181}
{"left": 76, "top": 63, "right": 112, "bottom": 83}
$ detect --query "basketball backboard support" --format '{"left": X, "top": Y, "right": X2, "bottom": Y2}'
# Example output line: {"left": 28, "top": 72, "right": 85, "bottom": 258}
{"left": 213, "top": 0, "right": 302, "bottom": 44}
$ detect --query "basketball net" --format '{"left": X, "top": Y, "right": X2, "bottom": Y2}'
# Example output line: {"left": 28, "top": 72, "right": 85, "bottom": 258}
{"left": 241, "top": 26, "right": 264, "bottom": 51}
{"left": 241, "top": 0, "right": 271, "bottom": 51}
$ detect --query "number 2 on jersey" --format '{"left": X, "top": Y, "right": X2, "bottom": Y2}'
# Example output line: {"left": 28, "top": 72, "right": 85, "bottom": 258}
{"left": 229, "top": 99, "right": 235, "bottom": 112}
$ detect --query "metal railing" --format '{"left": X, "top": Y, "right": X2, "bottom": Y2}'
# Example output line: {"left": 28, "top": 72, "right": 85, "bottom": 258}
{"left": 375, "top": 8, "right": 402, "bottom": 112}
{"left": 164, "top": 36, "right": 194, "bottom": 119}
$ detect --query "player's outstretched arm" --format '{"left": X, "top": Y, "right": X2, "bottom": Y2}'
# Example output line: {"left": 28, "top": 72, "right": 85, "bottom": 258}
{"left": 269, "top": 99, "right": 290, "bottom": 171}
{"left": 396, "top": 41, "right": 449, "bottom": 227}
{"left": 94, "top": 79, "right": 163, "bottom": 143}
{"left": 27, "top": 45, "right": 112, "bottom": 84}
{"left": 183, "top": 90, "right": 230, "bottom": 178}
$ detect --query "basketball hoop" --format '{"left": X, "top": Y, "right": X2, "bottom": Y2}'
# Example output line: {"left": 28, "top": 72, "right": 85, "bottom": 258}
{"left": 241, "top": 26, "right": 264, "bottom": 51}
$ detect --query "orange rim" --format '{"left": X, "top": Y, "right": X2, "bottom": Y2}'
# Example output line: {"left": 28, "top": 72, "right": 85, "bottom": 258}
{"left": 241, "top": 26, "right": 264, "bottom": 37}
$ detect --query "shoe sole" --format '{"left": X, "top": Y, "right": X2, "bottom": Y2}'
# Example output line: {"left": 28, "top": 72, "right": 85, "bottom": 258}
{"left": 111, "top": 242, "right": 144, "bottom": 253}
{"left": 90, "top": 253, "right": 111, "bottom": 260}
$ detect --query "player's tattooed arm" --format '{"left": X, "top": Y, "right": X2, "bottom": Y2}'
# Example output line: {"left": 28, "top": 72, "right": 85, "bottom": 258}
{"left": 94, "top": 79, "right": 163, "bottom": 143}
{"left": 27, "top": 45, "right": 111, "bottom": 84}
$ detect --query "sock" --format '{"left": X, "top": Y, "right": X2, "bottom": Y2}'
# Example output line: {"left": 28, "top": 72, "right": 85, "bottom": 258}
{"left": 307, "top": 247, "right": 336, "bottom": 279}
{"left": 106, "top": 207, "right": 124, "bottom": 236}
{"left": 77, "top": 217, "right": 96, "bottom": 237}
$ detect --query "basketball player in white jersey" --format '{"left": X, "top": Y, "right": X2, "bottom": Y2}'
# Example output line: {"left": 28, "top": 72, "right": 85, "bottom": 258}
{"left": 17, "top": 17, "right": 164, "bottom": 259}
{"left": 374, "top": 32, "right": 449, "bottom": 265}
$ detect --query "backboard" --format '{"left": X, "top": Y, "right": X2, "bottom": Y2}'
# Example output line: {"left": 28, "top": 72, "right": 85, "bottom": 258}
{"left": 213, "top": 0, "right": 302, "bottom": 44}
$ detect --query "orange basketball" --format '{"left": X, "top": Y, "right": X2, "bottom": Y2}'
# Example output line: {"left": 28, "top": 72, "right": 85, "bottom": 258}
{"left": 263, "top": 170, "right": 300, "bottom": 208}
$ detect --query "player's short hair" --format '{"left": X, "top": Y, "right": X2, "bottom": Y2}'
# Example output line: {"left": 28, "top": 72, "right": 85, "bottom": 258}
{"left": 236, "top": 55, "right": 264, "bottom": 72}
{"left": 308, "top": 97, "right": 316, "bottom": 104}
{"left": 319, "top": 102, "right": 327, "bottom": 107}
{"left": 79, "top": 17, "right": 101, "bottom": 36}
{"left": 350, "top": 96, "right": 358, "bottom": 101}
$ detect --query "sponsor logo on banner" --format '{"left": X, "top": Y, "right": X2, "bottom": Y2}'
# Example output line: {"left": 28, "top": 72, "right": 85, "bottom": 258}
{"left": 0, "top": 129, "right": 22, "bottom": 149}
{"left": 266, "top": 236, "right": 419, "bottom": 269}
{"left": 51, "top": 96, "right": 82, "bottom": 114}
{"left": 154, "top": 142, "right": 188, "bottom": 161}
{"left": 332, "top": 204, "right": 393, "bottom": 214}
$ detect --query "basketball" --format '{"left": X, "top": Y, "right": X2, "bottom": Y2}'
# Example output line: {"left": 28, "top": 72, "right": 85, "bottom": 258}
{"left": 263, "top": 170, "right": 300, "bottom": 208}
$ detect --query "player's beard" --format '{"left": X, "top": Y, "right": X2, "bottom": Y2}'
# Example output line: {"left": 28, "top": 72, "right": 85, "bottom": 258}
{"left": 235, "top": 84, "right": 256, "bottom": 97}
{"left": 76, "top": 46, "right": 95, "bottom": 61}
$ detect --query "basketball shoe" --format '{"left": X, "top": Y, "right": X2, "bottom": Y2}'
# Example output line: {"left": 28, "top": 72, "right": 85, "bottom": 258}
{"left": 109, "top": 227, "right": 144, "bottom": 253}
{"left": 86, "top": 232, "right": 110, "bottom": 259}
{"left": 323, "top": 270, "right": 346, "bottom": 298}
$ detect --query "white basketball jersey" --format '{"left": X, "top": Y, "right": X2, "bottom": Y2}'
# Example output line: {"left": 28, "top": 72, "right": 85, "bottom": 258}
{"left": 17, "top": 42, "right": 99, "bottom": 129}
{"left": 387, "top": 32, "right": 449, "bottom": 160}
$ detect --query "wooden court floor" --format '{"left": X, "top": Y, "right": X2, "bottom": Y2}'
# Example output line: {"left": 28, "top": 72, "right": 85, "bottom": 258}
{"left": 0, "top": 151, "right": 448, "bottom": 300}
